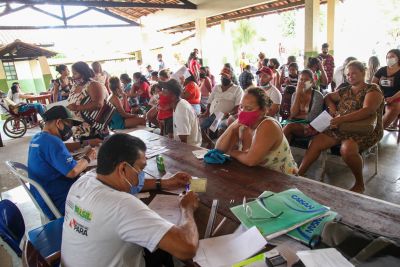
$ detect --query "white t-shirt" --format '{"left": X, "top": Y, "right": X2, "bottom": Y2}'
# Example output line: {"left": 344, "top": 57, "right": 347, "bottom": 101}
{"left": 207, "top": 84, "right": 243, "bottom": 115}
{"left": 173, "top": 99, "right": 202, "bottom": 147}
{"left": 262, "top": 84, "right": 282, "bottom": 105}
{"left": 61, "top": 172, "right": 173, "bottom": 267}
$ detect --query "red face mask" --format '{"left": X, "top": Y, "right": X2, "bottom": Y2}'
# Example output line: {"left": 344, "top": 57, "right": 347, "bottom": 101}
{"left": 238, "top": 110, "right": 261, "bottom": 127}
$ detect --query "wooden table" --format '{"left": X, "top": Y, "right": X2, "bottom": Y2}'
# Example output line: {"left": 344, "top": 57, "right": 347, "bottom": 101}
{"left": 25, "top": 94, "right": 52, "bottom": 105}
{"left": 131, "top": 130, "right": 400, "bottom": 239}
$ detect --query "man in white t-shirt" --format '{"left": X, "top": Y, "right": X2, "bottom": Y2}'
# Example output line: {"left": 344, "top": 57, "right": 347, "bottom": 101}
{"left": 256, "top": 66, "right": 282, "bottom": 118}
{"left": 200, "top": 67, "right": 243, "bottom": 146}
{"left": 61, "top": 133, "right": 199, "bottom": 267}
{"left": 159, "top": 79, "right": 202, "bottom": 147}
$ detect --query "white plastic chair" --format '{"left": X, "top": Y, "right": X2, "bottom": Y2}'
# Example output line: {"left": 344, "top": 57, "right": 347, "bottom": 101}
{"left": 5, "top": 161, "right": 62, "bottom": 223}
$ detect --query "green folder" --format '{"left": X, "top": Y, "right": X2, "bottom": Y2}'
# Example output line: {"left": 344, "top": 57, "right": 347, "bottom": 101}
{"left": 230, "top": 188, "right": 330, "bottom": 240}
{"left": 286, "top": 211, "right": 338, "bottom": 244}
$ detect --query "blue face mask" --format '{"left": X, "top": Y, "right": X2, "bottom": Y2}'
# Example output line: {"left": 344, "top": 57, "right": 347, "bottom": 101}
{"left": 124, "top": 163, "right": 145, "bottom": 195}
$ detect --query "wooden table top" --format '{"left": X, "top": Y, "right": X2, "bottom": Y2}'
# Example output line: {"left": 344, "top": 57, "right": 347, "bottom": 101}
{"left": 130, "top": 130, "right": 400, "bottom": 239}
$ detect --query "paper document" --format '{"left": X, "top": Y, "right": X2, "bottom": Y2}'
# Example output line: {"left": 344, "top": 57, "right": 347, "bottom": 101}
{"left": 148, "top": 194, "right": 181, "bottom": 225}
{"left": 192, "top": 149, "right": 209, "bottom": 159}
{"left": 46, "top": 100, "right": 69, "bottom": 110}
{"left": 171, "top": 66, "right": 191, "bottom": 81}
{"left": 310, "top": 110, "right": 333, "bottom": 132}
{"left": 145, "top": 146, "right": 169, "bottom": 159}
{"left": 209, "top": 112, "right": 225, "bottom": 132}
{"left": 297, "top": 248, "right": 354, "bottom": 267}
{"left": 194, "top": 226, "right": 267, "bottom": 267}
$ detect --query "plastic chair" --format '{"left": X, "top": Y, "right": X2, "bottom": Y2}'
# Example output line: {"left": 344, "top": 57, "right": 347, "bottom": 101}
{"left": 0, "top": 199, "right": 25, "bottom": 257}
{"left": 5, "top": 161, "right": 62, "bottom": 223}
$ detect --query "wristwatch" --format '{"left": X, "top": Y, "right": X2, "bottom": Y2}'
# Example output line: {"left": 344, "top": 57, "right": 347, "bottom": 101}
{"left": 83, "top": 155, "right": 91, "bottom": 164}
{"left": 155, "top": 178, "right": 162, "bottom": 191}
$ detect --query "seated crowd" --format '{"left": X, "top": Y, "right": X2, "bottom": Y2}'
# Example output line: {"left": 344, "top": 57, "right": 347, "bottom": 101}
{"left": 7, "top": 46, "right": 399, "bottom": 266}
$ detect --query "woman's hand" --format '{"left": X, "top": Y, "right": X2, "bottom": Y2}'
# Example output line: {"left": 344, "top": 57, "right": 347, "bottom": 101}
{"left": 330, "top": 115, "right": 345, "bottom": 129}
{"left": 67, "top": 103, "right": 79, "bottom": 111}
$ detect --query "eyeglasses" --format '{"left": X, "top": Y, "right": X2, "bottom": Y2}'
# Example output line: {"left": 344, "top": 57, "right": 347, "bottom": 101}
{"left": 242, "top": 194, "right": 283, "bottom": 221}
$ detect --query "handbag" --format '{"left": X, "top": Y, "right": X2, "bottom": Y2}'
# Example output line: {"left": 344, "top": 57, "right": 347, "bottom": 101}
{"left": 80, "top": 95, "right": 115, "bottom": 131}
{"left": 339, "top": 113, "right": 377, "bottom": 135}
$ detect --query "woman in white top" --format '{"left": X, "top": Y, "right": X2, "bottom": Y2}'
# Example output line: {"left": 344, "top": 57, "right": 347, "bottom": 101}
{"left": 92, "top": 61, "right": 111, "bottom": 95}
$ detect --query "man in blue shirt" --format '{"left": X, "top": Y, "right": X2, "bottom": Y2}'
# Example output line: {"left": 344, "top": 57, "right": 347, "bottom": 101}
{"left": 28, "top": 106, "right": 97, "bottom": 219}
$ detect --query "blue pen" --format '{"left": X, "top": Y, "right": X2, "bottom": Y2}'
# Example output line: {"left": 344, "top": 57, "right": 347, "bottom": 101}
{"left": 185, "top": 183, "right": 190, "bottom": 192}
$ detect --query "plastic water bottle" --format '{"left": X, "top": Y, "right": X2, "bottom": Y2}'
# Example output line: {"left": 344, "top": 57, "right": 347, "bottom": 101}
{"left": 156, "top": 155, "right": 165, "bottom": 172}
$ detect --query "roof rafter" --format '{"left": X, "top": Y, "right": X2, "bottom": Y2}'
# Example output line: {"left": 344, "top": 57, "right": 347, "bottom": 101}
{"left": 0, "top": 0, "right": 197, "bottom": 9}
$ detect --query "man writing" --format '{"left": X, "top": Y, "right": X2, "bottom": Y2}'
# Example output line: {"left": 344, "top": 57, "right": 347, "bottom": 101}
{"left": 61, "top": 133, "right": 199, "bottom": 267}
{"left": 28, "top": 106, "right": 97, "bottom": 219}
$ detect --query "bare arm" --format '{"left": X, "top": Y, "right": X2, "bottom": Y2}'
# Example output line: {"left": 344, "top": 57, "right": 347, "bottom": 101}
{"left": 158, "top": 192, "right": 199, "bottom": 260}
{"left": 319, "top": 62, "right": 328, "bottom": 86}
{"left": 110, "top": 96, "right": 136, "bottom": 119}
{"left": 77, "top": 82, "right": 104, "bottom": 111}
{"left": 324, "top": 91, "right": 340, "bottom": 116}
{"left": 215, "top": 121, "right": 241, "bottom": 152}
{"left": 229, "top": 120, "right": 281, "bottom": 166}
{"left": 65, "top": 148, "right": 96, "bottom": 178}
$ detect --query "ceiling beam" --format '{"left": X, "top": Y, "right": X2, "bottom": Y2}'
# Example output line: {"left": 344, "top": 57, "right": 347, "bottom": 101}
{"left": 91, "top": 7, "right": 140, "bottom": 26}
{"left": 0, "top": 1, "right": 197, "bottom": 9}
{"left": 0, "top": 24, "right": 136, "bottom": 30}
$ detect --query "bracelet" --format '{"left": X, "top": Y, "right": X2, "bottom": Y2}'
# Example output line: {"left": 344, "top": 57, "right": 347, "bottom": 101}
{"left": 83, "top": 155, "right": 91, "bottom": 164}
{"left": 155, "top": 178, "right": 162, "bottom": 191}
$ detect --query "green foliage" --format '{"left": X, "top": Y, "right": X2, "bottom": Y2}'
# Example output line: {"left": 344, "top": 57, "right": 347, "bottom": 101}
{"left": 231, "top": 20, "right": 257, "bottom": 51}
{"left": 280, "top": 10, "right": 296, "bottom": 37}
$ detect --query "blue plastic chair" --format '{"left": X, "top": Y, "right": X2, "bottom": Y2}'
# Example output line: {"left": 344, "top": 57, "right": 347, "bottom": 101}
{"left": 0, "top": 199, "right": 25, "bottom": 257}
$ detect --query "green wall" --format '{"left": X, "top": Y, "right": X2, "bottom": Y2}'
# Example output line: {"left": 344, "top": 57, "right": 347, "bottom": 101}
{"left": 0, "top": 79, "right": 7, "bottom": 94}
{"left": 42, "top": 74, "right": 53, "bottom": 91}
{"left": 5, "top": 79, "right": 40, "bottom": 94}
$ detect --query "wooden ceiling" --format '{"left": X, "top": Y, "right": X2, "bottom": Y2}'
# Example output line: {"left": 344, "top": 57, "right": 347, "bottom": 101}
{"left": 159, "top": 0, "right": 327, "bottom": 34}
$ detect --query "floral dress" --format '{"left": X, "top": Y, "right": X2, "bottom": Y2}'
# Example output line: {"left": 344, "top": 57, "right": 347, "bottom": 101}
{"left": 324, "top": 84, "right": 384, "bottom": 152}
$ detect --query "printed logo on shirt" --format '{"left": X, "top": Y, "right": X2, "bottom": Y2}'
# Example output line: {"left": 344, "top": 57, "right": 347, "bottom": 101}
{"left": 66, "top": 200, "right": 74, "bottom": 209}
{"left": 380, "top": 77, "right": 394, "bottom": 87}
{"left": 67, "top": 157, "right": 73, "bottom": 163}
{"left": 30, "top": 143, "right": 39, "bottom": 148}
{"left": 74, "top": 204, "right": 92, "bottom": 222}
{"left": 69, "top": 218, "right": 88, "bottom": 236}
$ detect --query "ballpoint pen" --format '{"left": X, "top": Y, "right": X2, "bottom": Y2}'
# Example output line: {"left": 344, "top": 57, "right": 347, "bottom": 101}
{"left": 185, "top": 183, "right": 190, "bottom": 192}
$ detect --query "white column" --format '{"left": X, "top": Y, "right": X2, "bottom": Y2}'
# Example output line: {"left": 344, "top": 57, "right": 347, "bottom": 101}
{"left": 327, "top": 0, "right": 337, "bottom": 55}
{"left": 220, "top": 20, "right": 235, "bottom": 66}
{"left": 304, "top": 0, "right": 320, "bottom": 60}
{"left": 195, "top": 17, "right": 208, "bottom": 65}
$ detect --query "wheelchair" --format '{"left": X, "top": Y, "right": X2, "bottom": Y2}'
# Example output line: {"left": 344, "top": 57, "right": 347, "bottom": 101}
{"left": 1, "top": 100, "right": 42, "bottom": 139}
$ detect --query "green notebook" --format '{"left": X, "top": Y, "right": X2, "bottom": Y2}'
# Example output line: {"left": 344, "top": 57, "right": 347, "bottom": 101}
{"left": 230, "top": 188, "right": 330, "bottom": 240}
{"left": 286, "top": 211, "right": 338, "bottom": 244}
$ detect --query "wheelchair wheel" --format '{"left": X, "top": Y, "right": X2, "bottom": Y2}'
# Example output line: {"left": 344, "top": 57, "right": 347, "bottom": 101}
{"left": 3, "top": 117, "right": 27, "bottom": 138}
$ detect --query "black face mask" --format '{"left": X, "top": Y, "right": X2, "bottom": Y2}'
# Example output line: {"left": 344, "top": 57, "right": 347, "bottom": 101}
{"left": 221, "top": 77, "right": 231, "bottom": 86}
{"left": 58, "top": 122, "right": 73, "bottom": 141}
{"left": 200, "top": 73, "right": 206, "bottom": 79}
{"left": 268, "top": 65, "right": 275, "bottom": 69}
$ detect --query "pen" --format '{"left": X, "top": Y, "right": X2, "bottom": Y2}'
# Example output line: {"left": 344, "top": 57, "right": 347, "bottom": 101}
{"left": 185, "top": 183, "right": 190, "bottom": 192}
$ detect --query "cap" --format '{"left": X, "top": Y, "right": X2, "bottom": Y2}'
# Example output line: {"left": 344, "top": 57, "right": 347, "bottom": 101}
{"left": 256, "top": 66, "right": 273, "bottom": 76}
{"left": 220, "top": 67, "right": 232, "bottom": 79}
{"left": 42, "top": 106, "right": 83, "bottom": 126}
{"left": 158, "top": 79, "right": 182, "bottom": 98}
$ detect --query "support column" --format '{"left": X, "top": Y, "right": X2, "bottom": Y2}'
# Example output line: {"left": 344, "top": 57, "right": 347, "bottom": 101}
{"left": 0, "top": 61, "right": 8, "bottom": 94}
{"left": 38, "top": 56, "right": 52, "bottom": 91}
{"left": 304, "top": 0, "right": 320, "bottom": 60}
{"left": 327, "top": 0, "right": 337, "bottom": 55}
{"left": 220, "top": 20, "right": 235, "bottom": 66}
{"left": 195, "top": 17, "right": 208, "bottom": 66}
{"left": 140, "top": 26, "right": 153, "bottom": 69}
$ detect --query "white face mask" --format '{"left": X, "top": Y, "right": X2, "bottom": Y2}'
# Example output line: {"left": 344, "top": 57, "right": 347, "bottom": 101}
{"left": 303, "top": 81, "right": 313, "bottom": 92}
{"left": 387, "top": 58, "right": 398, "bottom": 67}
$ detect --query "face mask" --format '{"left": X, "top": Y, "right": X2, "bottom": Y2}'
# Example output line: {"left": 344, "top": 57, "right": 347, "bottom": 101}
{"left": 268, "top": 65, "right": 274, "bottom": 69}
{"left": 200, "top": 73, "right": 206, "bottom": 79}
{"left": 303, "top": 81, "right": 313, "bottom": 92}
{"left": 124, "top": 163, "right": 145, "bottom": 195}
{"left": 58, "top": 122, "right": 73, "bottom": 141}
{"left": 221, "top": 77, "right": 231, "bottom": 86}
{"left": 238, "top": 110, "right": 261, "bottom": 127}
{"left": 73, "top": 78, "right": 85, "bottom": 86}
{"left": 387, "top": 58, "right": 398, "bottom": 67}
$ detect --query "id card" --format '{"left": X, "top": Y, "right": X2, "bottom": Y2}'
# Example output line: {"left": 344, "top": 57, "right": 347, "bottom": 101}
{"left": 190, "top": 178, "right": 207, "bottom": 192}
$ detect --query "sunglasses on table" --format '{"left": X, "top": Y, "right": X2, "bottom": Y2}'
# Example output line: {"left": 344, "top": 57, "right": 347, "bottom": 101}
{"left": 242, "top": 194, "right": 284, "bottom": 221}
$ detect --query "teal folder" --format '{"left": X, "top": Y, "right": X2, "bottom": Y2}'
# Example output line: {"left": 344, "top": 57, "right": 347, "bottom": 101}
{"left": 230, "top": 188, "right": 330, "bottom": 240}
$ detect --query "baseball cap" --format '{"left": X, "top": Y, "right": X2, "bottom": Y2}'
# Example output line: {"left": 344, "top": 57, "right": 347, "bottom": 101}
{"left": 220, "top": 67, "right": 232, "bottom": 79}
{"left": 42, "top": 106, "right": 83, "bottom": 126}
{"left": 256, "top": 66, "right": 273, "bottom": 76}
{"left": 158, "top": 79, "right": 182, "bottom": 98}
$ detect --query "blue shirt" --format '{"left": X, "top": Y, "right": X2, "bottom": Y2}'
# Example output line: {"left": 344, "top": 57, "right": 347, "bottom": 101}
{"left": 28, "top": 132, "right": 77, "bottom": 219}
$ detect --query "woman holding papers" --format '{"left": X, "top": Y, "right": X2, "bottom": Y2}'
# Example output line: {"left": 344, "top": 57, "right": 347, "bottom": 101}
{"left": 283, "top": 69, "right": 324, "bottom": 143}
{"left": 215, "top": 87, "right": 298, "bottom": 175}
{"left": 298, "top": 60, "right": 384, "bottom": 193}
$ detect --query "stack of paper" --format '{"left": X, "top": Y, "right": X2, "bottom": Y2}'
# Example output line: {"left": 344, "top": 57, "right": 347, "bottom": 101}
{"left": 230, "top": 188, "right": 330, "bottom": 240}
{"left": 148, "top": 194, "right": 181, "bottom": 225}
{"left": 297, "top": 248, "right": 354, "bottom": 267}
{"left": 145, "top": 145, "right": 169, "bottom": 159}
{"left": 194, "top": 226, "right": 267, "bottom": 267}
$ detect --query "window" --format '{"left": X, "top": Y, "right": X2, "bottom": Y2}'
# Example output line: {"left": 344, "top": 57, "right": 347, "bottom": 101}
{"left": 3, "top": 61, "right": 18, "bottom": 80}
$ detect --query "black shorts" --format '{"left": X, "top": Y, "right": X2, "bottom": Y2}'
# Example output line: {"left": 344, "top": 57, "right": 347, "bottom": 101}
{"left": 162, "top": 117, "right": 173, "bottom": 135}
